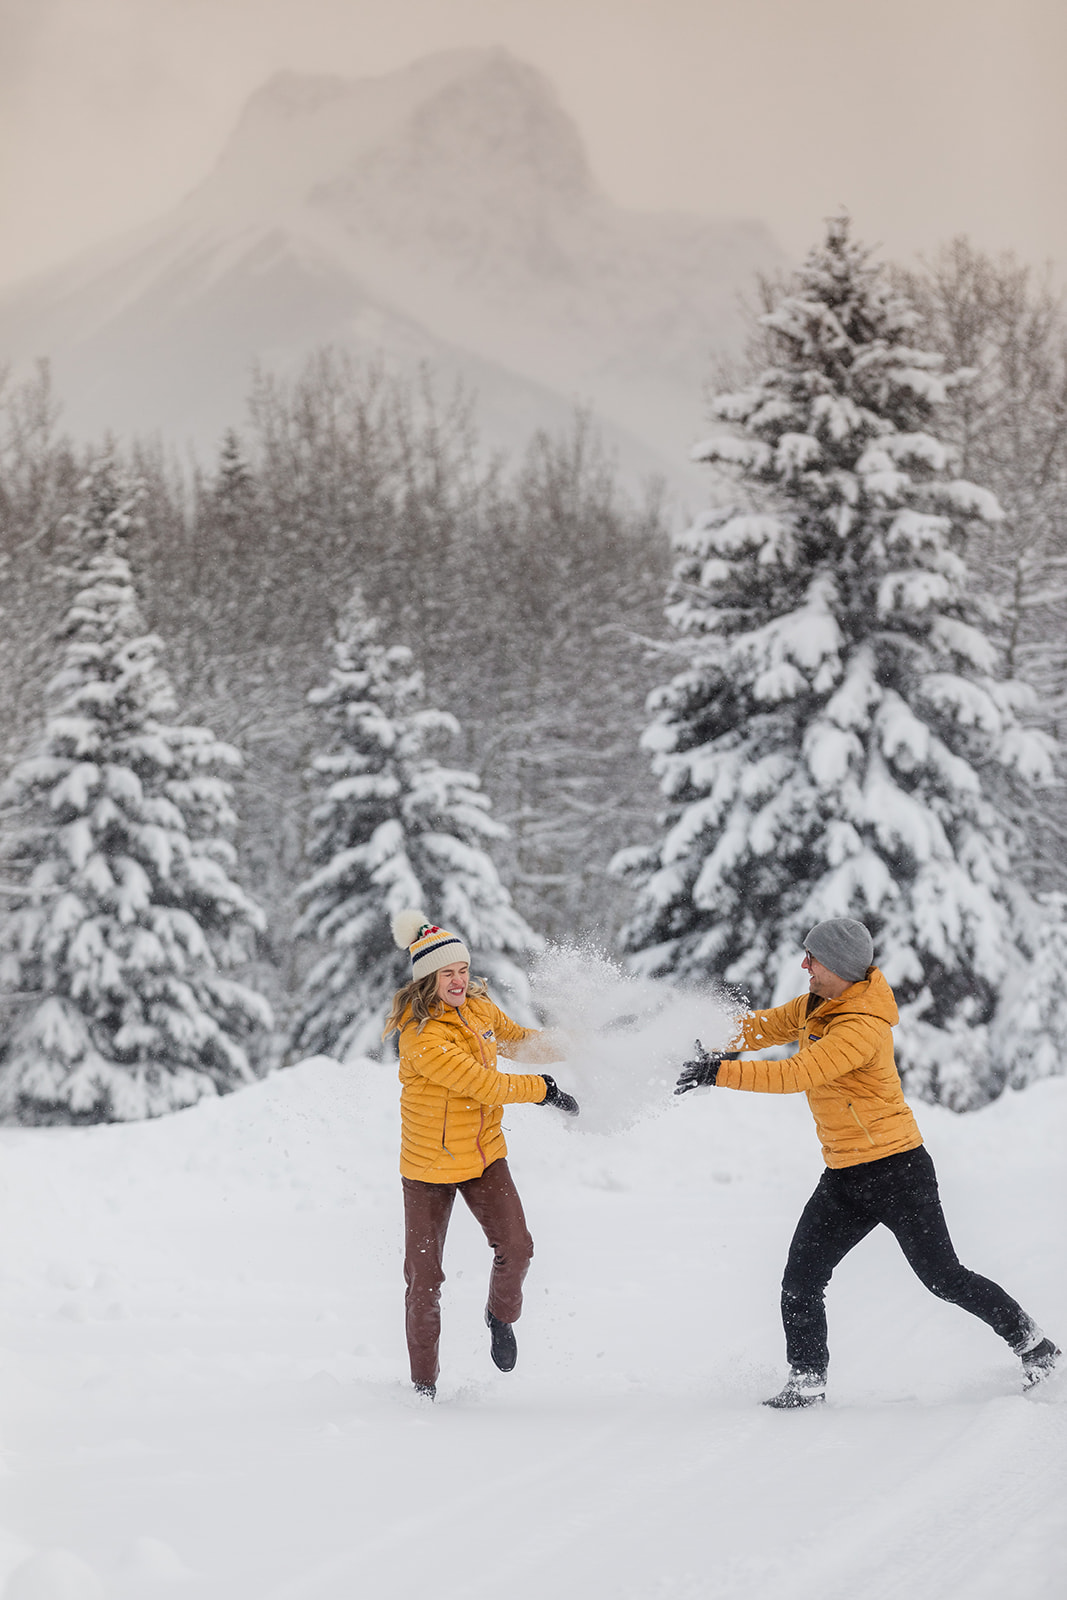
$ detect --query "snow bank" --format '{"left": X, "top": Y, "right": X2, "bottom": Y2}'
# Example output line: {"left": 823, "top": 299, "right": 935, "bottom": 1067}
{"left": 0, "top": 1050, "right": 1063, "bottom": 1599}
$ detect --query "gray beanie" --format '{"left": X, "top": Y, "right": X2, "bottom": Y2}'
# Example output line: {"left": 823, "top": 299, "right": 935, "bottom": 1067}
{"left": 803, "top": 919, "right": 874, "bottom": 984}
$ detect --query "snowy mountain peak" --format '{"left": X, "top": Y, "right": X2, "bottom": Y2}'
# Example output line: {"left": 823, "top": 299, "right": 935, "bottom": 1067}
{"left": 0, "top": 50, "right": 782, "bottom": 472}
{"left": 362, "top": 49, "right": 594, "bottom": 207}
{"left": 199, "top": 49, "right": 591, "bottom": 224}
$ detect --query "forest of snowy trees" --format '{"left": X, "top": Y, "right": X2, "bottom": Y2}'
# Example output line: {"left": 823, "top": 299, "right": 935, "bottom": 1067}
{"left": 616, "top": 220, "right": 1067, "bottom": 1109}
{"left": 1, "top": 222, "right": 1064, "bottom": 1120}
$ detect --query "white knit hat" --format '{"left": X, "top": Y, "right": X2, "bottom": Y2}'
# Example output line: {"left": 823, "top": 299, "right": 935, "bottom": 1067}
{"left": 391, "top": 908, "right": 471, "bottom": 980}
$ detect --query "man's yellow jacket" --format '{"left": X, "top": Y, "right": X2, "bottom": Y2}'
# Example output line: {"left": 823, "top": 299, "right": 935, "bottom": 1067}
{"left": 397, "top": 993, "right": 552, "bottom": 1182}
{"left": 718, "top": 966, "right": 922, "bottom": 1168}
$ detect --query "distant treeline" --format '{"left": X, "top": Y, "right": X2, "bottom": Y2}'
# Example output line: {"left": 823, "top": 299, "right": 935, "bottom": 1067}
{"left": 0, "top": 352, "right": 671, "bottom": 1025}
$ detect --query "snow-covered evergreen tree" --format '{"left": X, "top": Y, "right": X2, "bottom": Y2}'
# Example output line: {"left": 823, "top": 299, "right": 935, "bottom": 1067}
{"left": 999, "top": 892, "right": 1067, "bottom": 1091}
{"left": 290, "top": 590, "right": 541, "bottom": 1061}
{"left": 0, "top": 455, "right": 272, "bottom": 1123}
{"left": 211, "top": 428, "right": 257, "bottom": 526}
{"left": 614, "top": 216, "right": 1060, "bottom": 1108}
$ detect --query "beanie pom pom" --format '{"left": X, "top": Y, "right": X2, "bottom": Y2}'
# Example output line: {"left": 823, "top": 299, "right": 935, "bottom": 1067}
{"left": 391, "top": 907, "right": 430, "bottom": 951}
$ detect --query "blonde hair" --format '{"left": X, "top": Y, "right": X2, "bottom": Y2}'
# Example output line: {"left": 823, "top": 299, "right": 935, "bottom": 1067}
{"left": 382, "top": 970, "right": 490, "bottom": 1038}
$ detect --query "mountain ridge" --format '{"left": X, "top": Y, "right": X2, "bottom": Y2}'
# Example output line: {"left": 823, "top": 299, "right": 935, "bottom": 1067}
{"left": 0, "top": 49, "right": 782, "bottom": 486}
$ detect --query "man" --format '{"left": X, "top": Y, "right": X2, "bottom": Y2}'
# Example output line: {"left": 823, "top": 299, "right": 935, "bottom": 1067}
{"left": 676, "top": 918, "right": 1060, "bottom": 1407}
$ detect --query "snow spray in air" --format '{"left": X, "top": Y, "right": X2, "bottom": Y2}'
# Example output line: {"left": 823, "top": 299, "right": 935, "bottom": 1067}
{"left": 524, "top": 940, "right": 744, "bottom": 1134}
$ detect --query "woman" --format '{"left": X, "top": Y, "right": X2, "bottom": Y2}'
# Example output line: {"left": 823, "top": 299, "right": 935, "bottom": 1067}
{"left": 384, "top": 909, "right": 579, "bottom": 1399}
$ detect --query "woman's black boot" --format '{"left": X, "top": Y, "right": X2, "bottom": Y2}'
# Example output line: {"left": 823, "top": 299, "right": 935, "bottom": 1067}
{"left": 485, "top": 1309, "right": 518, "bottom": 1372}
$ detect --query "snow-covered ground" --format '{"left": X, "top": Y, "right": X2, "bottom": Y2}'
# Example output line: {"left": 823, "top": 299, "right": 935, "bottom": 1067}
{"left": 1, "top": 1002, "right": 1064, "bottom": 1598}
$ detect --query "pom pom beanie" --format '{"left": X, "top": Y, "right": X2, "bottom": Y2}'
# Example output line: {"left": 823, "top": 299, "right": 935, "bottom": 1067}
{"left": 391, "top": 908, "right": 471, "bottom": 980}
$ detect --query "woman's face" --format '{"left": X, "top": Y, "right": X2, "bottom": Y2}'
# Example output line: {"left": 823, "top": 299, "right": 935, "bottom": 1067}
{"left": 435, "top": 962, "right": 470, "bottom": 1008}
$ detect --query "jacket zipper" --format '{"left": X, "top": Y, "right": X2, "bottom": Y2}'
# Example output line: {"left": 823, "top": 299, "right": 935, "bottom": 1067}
{"left": 454, "top": 1009, "right": 491, "bottom": 1172}
{"left": 809, "top": 997, "right": 884, "bottom": 1151}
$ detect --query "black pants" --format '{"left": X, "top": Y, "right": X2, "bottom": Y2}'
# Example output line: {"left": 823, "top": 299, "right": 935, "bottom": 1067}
{"left": 781, "top": 1145, "right": 1030, "bottom": 1373}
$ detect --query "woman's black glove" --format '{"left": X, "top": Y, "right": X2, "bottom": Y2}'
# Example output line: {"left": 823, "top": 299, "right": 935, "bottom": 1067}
{"left": 540, "top": 1074, "right": 580, "bottom": 1116}
{"left": 674, "top": 1040, "right": 730, "bottom": 1094}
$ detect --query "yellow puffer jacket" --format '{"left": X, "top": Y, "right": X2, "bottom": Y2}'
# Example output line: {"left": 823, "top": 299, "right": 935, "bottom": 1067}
{"left": 397, "top": 993, "right": 553, "bottom": 1182}
{"left": 717, "top": 967, "right": 922, "bottom": 1169}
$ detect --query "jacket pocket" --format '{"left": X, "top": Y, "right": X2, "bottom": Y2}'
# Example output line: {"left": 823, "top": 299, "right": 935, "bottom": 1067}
{"left": 847, "top": 1101, "right": 876, "bottom": 1146}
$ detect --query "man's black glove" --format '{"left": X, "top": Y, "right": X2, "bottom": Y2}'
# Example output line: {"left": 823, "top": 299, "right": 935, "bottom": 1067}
{"left": 540, "top": 1074, "right": 580, "bottom": 1116}
{"left": 675, "top": 1040, "right": 725, "bottom": 1095}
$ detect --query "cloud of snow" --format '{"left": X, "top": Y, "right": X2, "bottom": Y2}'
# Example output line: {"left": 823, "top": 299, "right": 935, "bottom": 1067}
{"left": 526, "top": 940, "right": 742, "bottom": 1135}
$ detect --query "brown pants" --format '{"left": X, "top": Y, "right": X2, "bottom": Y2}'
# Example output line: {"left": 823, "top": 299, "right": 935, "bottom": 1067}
{"left": 401, "top": 1157, "right": 534, "bottom": 1387}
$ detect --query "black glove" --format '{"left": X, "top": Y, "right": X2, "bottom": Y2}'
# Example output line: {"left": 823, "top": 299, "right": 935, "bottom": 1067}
{"left": 540, "top": 1074, "right": 580, "bottom": 1116}
{"left": 675, "top": 1039, "right": 725, "bottom": 1095}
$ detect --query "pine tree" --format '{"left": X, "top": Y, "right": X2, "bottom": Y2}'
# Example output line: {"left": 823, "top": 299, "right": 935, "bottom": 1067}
{"left": 999, "top": 891, "right": 1067, "bottom": 1091}
{"left": 290, "top": 590, "right": 540, "bottom": 1061}
{"left": 0, "top": 455, "right": 272, "bottom": 1123}
{"left": 897, "top": 242, "right": 1067, "bottom": 885}
{"left": 898, "top": 242, "right": 1067, "bottom": 732}
{"left": 614, "top": 215, "right": 1059, "bottom": 1109}
{"left": 212, "top": 428, "right": 257, "bottom": 526}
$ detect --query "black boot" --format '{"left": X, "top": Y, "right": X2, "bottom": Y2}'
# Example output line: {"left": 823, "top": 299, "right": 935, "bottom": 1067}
{"left": 763, "top": 1368, "right": 827, "bottom": 1409}
{"left": 1021, "top": 1337, "right": 1061, "bottom": 1388}
{"left": 413, "top": 1381, "right": 436, "bottom": 1400}
{"left": 485, "top": 1309, "right": 517, "bottom": 1372}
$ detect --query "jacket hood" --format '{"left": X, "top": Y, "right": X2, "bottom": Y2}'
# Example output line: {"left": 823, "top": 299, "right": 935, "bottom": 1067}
{"left": 812, "top": 966, "right": 898, "bottom": 1028}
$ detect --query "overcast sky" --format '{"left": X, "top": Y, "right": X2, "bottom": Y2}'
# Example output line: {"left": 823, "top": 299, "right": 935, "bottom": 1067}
{"left": 1, "top": 0, "right": 1064, "bottom": 290}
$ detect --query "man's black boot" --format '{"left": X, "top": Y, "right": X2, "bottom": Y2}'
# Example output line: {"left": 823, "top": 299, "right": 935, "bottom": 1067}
{"left": 485, "top": 1309, "right": 518, "bottom": 1372}
{"left": 1021, "top": 1337, "right": 1061, "bottom": 1388}
{"left": 763, "top": 1368, "right": 827, "bottom": 1409}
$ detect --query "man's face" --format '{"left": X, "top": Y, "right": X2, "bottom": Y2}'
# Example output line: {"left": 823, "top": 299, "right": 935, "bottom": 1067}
{"left": 802, "top": 949, "right": 850, "bottom": 1001}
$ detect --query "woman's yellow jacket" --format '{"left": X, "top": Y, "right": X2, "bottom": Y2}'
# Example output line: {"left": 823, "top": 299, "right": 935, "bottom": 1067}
{"left": 397, "top": 993, "right": 554, "bottom": 1182}
{"left": 717, "top": 967, "right": 922, "bottom": 1169}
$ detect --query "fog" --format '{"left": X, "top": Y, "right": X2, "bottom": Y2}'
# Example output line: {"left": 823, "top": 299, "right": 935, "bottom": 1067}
{"left": 1, "top": 0, "right": 1064, "bottom": 290}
